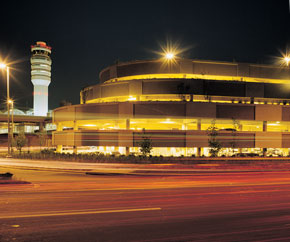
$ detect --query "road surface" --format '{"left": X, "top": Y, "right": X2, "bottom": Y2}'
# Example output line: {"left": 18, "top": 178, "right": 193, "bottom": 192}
{"left": 1, "top": 167, "right": 290, "bottom": 241}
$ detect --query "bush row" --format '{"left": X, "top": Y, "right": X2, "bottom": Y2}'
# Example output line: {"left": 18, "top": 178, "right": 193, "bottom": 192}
{"left": 10, "top": 149, "right": 166, "bottom": 164}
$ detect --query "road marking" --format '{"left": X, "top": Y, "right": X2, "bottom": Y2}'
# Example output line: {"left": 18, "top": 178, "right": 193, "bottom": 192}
{"left": 0, "top": 207, "right": 161, "bottom": 219}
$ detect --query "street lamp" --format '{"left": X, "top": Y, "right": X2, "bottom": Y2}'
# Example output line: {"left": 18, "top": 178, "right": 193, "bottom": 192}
{"left": 165, "top": 52, "right": 175, "bottom": 60}
{"left": 285, "top": 56, "right": 290, "bottom": 67}
{"left": 163, "top": 51, "right": 176, "bottom": 73}
{"left": 0, "top": 63, "right": 11, "bottom": 156}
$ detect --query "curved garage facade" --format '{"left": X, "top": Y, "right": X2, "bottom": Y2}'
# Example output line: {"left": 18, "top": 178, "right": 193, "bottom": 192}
{"left": 53, "top": 59, "right": 290, "bottom": 156}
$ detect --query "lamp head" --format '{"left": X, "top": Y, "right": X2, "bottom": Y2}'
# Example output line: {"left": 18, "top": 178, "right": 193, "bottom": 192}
{"left": 165, "top": 52, "right": 175, "bottom": 60}
{"left": 0, "top": 63, "right": 7, "bottom": 69}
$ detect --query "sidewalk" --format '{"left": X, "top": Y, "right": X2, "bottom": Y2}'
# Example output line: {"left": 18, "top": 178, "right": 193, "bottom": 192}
{"left": 1, "top": 158, "right": 290, "bottom": 175}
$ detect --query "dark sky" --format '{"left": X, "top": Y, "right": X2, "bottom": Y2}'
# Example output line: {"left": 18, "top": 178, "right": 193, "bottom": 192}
{"left": 0, "top": 0, "right": 289, "bottom": 110}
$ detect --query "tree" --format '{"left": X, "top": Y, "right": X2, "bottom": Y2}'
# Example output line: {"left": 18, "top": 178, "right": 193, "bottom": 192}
{"left": 37, "top": 130, "right": 47, "bottom": 151}
{"left": 80, "top": 89, "right": 88, "bottom": 104}
{"left": 177, "top": 82, "right": 190, "bottom": 101}
{"left": 206, "top": 120, "right": 221, "bottom": 157}
{"left": 12, "top": 132, "right": 27, "bottom": 154}
{"left": 138, "top": 129, "right": 152, "bottom": 156}
{"left": 59, "top": 100, "right": 72, "bottom": 107}
{"left": 230, "top": 118, "right": 240, "bottom": 153}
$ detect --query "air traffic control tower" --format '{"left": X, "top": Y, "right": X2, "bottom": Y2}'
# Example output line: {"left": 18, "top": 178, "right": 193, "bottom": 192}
{"left": 30, "top": 41, "right": 52, "bottom": 116}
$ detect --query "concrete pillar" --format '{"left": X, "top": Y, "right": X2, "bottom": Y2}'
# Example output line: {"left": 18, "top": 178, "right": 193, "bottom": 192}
{"left": 197, "top": 147, "right": 201, "bottom": 157}
{"left": 263, "top": 148, "right": 267, "bottom": 157}
{"left": 263, "top": 121, "right": 267, "bottom": 156}
{"left": 126, "top": 147, "right": 129, "bottom": 156}
{"left": 126, "top": 119, "right": 130, "bottom": 155}
{"left": 197, "top": 119, "right": 202, "bottom": 157}
{"left": 73, "top": 121, "right": 78, "bottom": 131}
{"left": 197, "top": 119, "right": 201, "bottom": 130}
{"left": 39, "top": 122, "right": 44, "bottom": 132}
{"left": 190, "top": 94, "right": 193, "bottom": 102}
{"left": 56, "top": 123, "right": 63, "bottom": 153}
{"left": 263, "top": 121, "right": 267, "bottom": 132}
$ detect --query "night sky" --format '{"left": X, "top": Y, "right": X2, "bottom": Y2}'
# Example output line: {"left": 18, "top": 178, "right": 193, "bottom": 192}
{"left": 0, "top": 0, "right": 289, "bottom": 110}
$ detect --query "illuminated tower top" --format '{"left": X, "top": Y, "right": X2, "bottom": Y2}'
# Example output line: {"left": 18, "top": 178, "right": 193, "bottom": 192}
{"left": 30, "top": 41, "right": 52, "bottom": 116}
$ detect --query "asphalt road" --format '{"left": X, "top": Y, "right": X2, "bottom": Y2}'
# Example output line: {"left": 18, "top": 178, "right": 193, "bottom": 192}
{"left": 2, "top": 168, "right": 290, "bottom": 241}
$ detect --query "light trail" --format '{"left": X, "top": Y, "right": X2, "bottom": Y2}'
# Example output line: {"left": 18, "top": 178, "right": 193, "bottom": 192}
{"left": 0, "top": 207, "right": 161, "bottom": 219}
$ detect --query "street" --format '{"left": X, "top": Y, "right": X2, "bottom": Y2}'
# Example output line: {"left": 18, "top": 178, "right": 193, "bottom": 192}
{"left": 2, "top": 167, "right": 290, "bottom": 241}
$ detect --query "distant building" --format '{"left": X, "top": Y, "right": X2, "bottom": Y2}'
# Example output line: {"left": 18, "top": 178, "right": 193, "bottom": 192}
{"left": 30, "top": 41, "right": 52, "bottom": 116}
{"left": 52, "top": 59, "right": 290, "bottom": 157}
{"left": 0, "top": 41, "right": 54, "bottom": 149}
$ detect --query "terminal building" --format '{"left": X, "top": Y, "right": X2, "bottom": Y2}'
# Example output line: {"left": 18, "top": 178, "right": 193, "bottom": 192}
{"left": 52, "top": 58, "right": 290, "bottom": 157}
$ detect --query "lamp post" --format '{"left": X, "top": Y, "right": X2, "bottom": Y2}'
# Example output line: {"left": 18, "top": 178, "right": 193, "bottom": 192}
{"left": 9, "top": 99, "right": 14, "bottom": 152}
{"left": 0, "top": 63, "right": 11, "bottom": 156}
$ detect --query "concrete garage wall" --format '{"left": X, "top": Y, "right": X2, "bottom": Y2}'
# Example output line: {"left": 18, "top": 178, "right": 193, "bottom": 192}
{"left": 255, "top": 132, "right": 282, "bottom": 148}
{"left": 282, "top": 133, "right": 290, "bottom": 148}
{"left": 186, "top": 131, "right": 255, "bottom": 148}
{"left": 193, "top": 62, "right": 237, "bottom": 76}
{"left": 186, "top": 131, "right": 208, "bottom": 147}
{"left": 133, "top": 131, "right": 186, "bottom": 147}
{"left": 119, "top": 102, "right": 133, "bottom": 119}
{"left": 129, "top": 80, "right": 142, "bottom": 96}
{"left": 54, "top": 102, "right": 290, "bottom": 122}
{"left": 53, "top": 132, "right": 74, "bottom": 146}
{"left": 101, "top": 83, "right": 129, "bottom": 97}
{"left": 53, "top": 130, "right": 256, "bottom": 148}
{"left": 76, "top": 104, "right": 119, "bottom": 120}
{"left": 249, "top": 66, "right": 288, "bottom": 80}
{"left": 218, "top": 132, "right": 255, "bottom": 148}
{"left": 76, "top": 131, "right": 118, "bottom": 147}
{"left": 186, "top": 103, "right": 216, "bottom": 118}
{"left": 118, "top": 130, "right": 133, "bottom": 147}
{"left": 255, "top": 105, "right": 282, "bottom": 121}
{"left": 134, "top": 103, "right": 186, "bottom": 118}
{"left": 282, "top": 107, "right": 290, "bottom": 121}
{"left": 216, "top": 105, "right": 255, "bottom": 120}
{"left": 53, "top": 106, "right": 76, "bottom": 122}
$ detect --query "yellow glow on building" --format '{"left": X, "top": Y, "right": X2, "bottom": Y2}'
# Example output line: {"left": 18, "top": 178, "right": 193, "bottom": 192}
{"left": 105, "top": 73, "right": 290, "bottom": 85}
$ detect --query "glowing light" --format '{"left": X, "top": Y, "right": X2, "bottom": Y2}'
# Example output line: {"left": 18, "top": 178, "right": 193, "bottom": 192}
{"left": 277, "top": 49, "right": 290, "bottom": 67}
{"left": 285, "top": 56, "right": 290, "bottom": 66}
{"left": 128, "top": 96, "right": 137, "bottom": 101}
{"left": 152, "top": 39, "right": 192, "bottom": 69}
{"left": 160, "top": 119, "right": 175, "bottom": 124}
{"left": 0, "top": 63, "right": 7, "bottom": 69}
{"left": 82, "top": 124, "right": 97, "bottom": 127}
{"left": 165, "top": 52, "right": 175, "bottom": 60}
